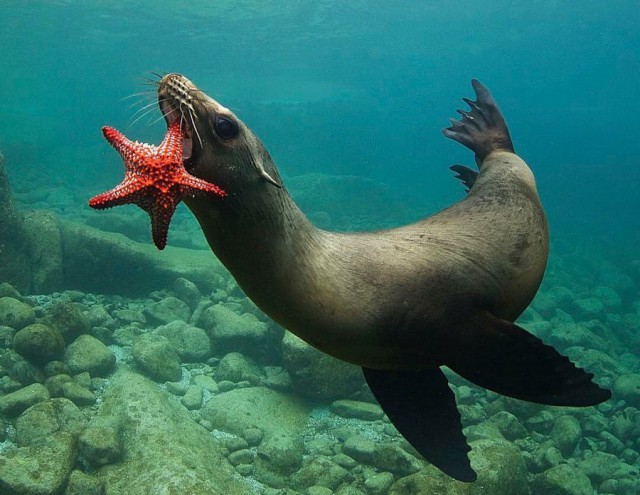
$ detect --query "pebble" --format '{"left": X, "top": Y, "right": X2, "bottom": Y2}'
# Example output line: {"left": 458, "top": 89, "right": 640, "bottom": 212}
{"left": 228, "top": 448, "right": 255, "bottom": 466}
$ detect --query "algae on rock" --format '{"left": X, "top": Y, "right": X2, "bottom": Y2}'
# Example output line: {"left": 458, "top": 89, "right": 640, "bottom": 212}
{"left": 91, "top": 368, "right": 254, "bottom": 495}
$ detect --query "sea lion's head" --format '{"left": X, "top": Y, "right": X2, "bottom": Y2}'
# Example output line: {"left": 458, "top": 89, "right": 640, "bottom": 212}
{"left": 157, "top": 73, "right": 281, "bottom": 201}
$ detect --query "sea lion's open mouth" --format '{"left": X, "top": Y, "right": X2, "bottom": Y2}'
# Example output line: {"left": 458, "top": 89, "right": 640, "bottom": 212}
{"left": 157, "top": 73, "right": 201, "bottom": 168}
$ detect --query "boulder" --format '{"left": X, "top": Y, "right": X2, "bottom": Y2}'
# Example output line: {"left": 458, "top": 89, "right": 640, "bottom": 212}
{"left": 0, "top": 297, "right": 35, "bottom": 330}
{"left": 15, "top": 397, "right": 87, "bottom": 446}
{"left": 0, "top": 432, "right": 76, "bottom": 495}
{"left": 143, "top": 296, "right": 191, "bottom": 325}
{"left": 132, "top": 334, "right": 182, "bottom": 382}
{"left": 281, "top": 332, "right": 363, "bottom": 400}
{"left": 0, "top": 382, "right": 50, "bottom": 416}
{"left": 531, "top": 464, "right": 593, "bottom": 495}
{"left": 13, "top": 323, "right": 65, "bottom": 364}
{"left": 90, "top": 368, "right": 253, "bottom": 494}
{"left": 154, "top": 320, "right": 211, "bottom": 361}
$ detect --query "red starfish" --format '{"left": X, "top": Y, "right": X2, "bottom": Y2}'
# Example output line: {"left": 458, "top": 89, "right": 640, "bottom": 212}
{"left": 89, "top": 120, "right": 226, "bottom": 250}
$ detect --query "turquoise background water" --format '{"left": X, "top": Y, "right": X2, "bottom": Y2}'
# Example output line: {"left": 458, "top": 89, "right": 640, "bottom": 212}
{"left": 1, "top": 1, "right": 638, "bottom": 247}
{"left": 1, "top": 2, "right": 640, "bottom": 493}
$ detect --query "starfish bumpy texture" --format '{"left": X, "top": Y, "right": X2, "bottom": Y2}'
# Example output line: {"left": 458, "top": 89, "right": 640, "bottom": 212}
{"left": 89, "top": 120, "right": 226, "bottom": 249}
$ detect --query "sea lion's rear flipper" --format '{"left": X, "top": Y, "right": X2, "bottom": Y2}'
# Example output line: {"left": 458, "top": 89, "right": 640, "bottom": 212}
{"left": 450, "top": 314, "right": 612, "bottom": 406}
{"left": 442, "top": 80, "right": 515, "bottom": 162}
{"left": 362, "top": 367, "right": 477, "bottom": 482}
{"left": 450, "top": 164, "right": 478, "bottom": 192}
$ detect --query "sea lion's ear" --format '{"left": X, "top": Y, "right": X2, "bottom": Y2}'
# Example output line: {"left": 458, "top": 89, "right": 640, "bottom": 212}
{"left": 260, "top": 168, "right": 281, "bottom": 188}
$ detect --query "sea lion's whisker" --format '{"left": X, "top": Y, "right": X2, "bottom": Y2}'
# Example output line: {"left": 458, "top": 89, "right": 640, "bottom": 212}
{"left": 186, "top": 107, "right": 203, "bottom": 148}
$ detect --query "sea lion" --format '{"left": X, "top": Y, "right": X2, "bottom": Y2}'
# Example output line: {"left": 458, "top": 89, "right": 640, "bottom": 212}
{"left": 156, "top": 74, "right": 610, "bottom": 481}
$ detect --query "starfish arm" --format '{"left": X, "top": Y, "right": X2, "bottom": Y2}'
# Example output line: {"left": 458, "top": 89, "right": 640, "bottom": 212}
{"left": 156, "top": 120, "right": 184, "bottom": 162}
{"left": 102, "top": 126, "right": 158, "bottom": 170}
{"left": 145, "top": 198, "right": 179, "bottom": 250}
{"left": 179, "top": 173, "right": 227, "bottom": 197}
{"left": 88, "top": 177, "right": 146, "bottom": 209}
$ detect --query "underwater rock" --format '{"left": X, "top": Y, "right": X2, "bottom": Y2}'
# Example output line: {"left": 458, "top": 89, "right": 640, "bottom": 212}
{"left": 0, "top": 296, "right": 35, "bottom": 330}
{"left": 364, "top": 472, "right": 395, "bottom": 494}
{"left": 389, "top": 438, "right": 527, "bottom": 495}
{"left": 342, "top": 436, "right": 376, "bottom": 464}
{"left": 143, "top": 296, "right": 191, "bottom": 325}
{"left": 613, "top": 373, "right": 640, "bottom": 408}
{"left": 531, "top": 464, "right": 593, "bottom": 495}
{"left": 91, "top": 368, "right": 253, "bottom": 494}
{"left": 0, "top": 382, "right": 50, "bottom": 416}
{"left": 330, "top": 399, "right": 384, "bottom": 421}
{"left": 216, "top": 352, "right": 263, "bottom": 384}
{"left": 0, "top": 282, "right": 22, "bottom": 300}
{"left": 576, "top": 451, "right": 632, "bottom": 485}
{"left": 592, "top": 285, "right": 623, "bottom": 309}
{"left": 64, "top": 334, "right": 116, "bottom": 377}
{"left": 550, "top": 415, "right": 582, "bottom": 457}
{"left": 60, "top": 220, "right": 222, "bottom": 296}
{"left": 15, "top": 397, "right": 87, "bottom": 446}
{"left": 154, "top": 320, "right": 211, "bottom": 361}
{"left": 0, "top": 431, "right": 76, "bottom": 495}
{"left": 79, "top": 425, "right": 124, "bottom": 467}
{"left": 45, "top": 373, "right": 74, "bottom": 397}
{"left": 527, "top": 440, "right": 563, "bottom": 474}
{"left": 201, "top": 303, "right": 270, "bottom": 359}
{"left": 547, "top": 322, "right": 609, "bottom": 353}
{"left": 281, "top": 332, "right": 364, "bottom": 400}
{"left": 0, "top": 155, "right": 32, "bottom": 293}
{"left": 64, "top": 470, "right": 105, "bottom": 495}
{"left": 21, "top": 210, "right": 65, "bottom": 293}
{"left": 172, "top": 277, "right": 202, "bottom": 309}
{"left": 43, "top": 300, "right": 91, "bottom": 343}
{"left": 371, "top": 443, "right": 422, "bottom": 476}
{"left": 487, "top": 410, "right": 528, "bottom": 440}
{"left": 551, "top": 415, "right": 582, "bottom": 457}
{"left": 572, "top": 297, "right": 605, "bottom": 321}
{"left": 0, "top": 325, "right": 16, "bottom": 348}
{"left": 132, "top": 334, "right": 182, "bottom": 382}
{"left": 61, "top": 380, "right": 96, "bottom": 406}
{"left": 181, "top": 384, "right": 203, "bottom": 410}
{"left": 13, "top": 323, "right": 65, "bottom": 364}
{"left": 192, "top": 374, "right": 219, "bottom": 393}
{"left": 0, "top": 350, "right": 45, "bottom": 386}
{"left": 202, "top": 386, "right": 311, "bottom": 487}
{"left": 293, "top": 455, "right": 349, "bottom": 490}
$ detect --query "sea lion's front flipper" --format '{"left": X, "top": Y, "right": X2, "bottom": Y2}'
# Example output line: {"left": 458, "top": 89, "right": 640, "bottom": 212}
{"left": 450, "top": 164, "right": 478, "bottom": 193}
{"left": 362, "top": 367, "right": 477, "bottom": 482}
{"left": 450, "top": 314, "right": 612, "bottom": 406}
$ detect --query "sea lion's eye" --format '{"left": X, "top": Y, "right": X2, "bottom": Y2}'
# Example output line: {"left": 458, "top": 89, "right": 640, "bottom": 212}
{"left": 215, "top": 115, "right": 239, "bottom": 140}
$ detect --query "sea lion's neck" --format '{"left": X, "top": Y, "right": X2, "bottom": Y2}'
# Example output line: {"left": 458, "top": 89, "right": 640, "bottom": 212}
{"left": 186, "top": 182, "right": 331, "bottom": 326}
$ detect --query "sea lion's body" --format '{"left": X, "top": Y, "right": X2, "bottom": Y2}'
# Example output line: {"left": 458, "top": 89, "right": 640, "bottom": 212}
{"left": 155, "top": 74, "right": 609, "bottom": 481}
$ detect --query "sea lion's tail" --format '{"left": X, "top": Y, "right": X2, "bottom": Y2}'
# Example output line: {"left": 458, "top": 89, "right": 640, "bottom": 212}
{"left": 443, "top": 80, "right": 515, "bottom": 163}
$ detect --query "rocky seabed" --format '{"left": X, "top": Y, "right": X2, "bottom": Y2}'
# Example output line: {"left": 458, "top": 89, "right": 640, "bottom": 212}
{"left": 0, "top": 245, "right": 639, "bottom": 495}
